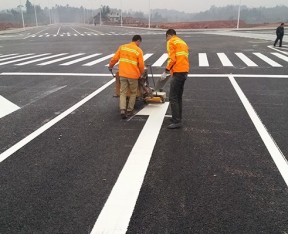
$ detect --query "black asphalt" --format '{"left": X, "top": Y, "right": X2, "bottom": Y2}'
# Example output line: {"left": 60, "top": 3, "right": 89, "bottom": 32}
{"left": 0, "top": 24, "right": 288, "bottom": 233}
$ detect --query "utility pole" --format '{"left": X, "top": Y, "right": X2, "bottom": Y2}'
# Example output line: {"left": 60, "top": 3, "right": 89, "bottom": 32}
{"left": 34, "top": 4, "right": 38, "bottom": 27}
{"left": 120, "top": 0, "right": 123, "bottom": 27}
{"left": 148, "top": 0, "right": 151, "bottom": 28}
{"left": 18, "top": 0, "right": 25, "bottom": 29}
{"left": 237, "top": 0, "right": 242, "bottom": 30}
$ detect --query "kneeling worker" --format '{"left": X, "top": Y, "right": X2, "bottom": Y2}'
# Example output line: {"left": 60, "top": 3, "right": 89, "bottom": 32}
{"left": 108, "top": 35, "right": 144, "bottom": 119}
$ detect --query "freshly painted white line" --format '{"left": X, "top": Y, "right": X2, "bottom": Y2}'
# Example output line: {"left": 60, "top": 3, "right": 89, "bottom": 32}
{"left": 254, "top": 53, "right": 282, "bottom": 67}
{"left": 16, "top": 53, "right": 68, "bottom": 65}
{"left": 152, "top": 53, "right": 168, "bottom": 67}
{"left": 24, "top": 27, "right": 49, "bottom": 39}
{"left": 271, "top": 52, "right": 288, "bottom": 62}
{"left": 0, "top": 95, "right": 20, "bottom": 118}
{"left": 0, "top": 53, "right": 51, "bottom": 66}
{"left": 70, "top": 27, "right": 82, "bottom": 35}
{"left": 235, "top": 53, "right": 258, "bottom": 67}
{"left": 91, "top": 102, "right": 169, "bottom": 233}
{"left": 0, "top": 79, "right": 115, "bottom": 163}
{"left": 199, "top": 53, "right": 209, "bottom": 67}
{"left": 229, "top": 75, "right": 288, "bottom": 187}
{"left": 37, "top": 53, "right": 85, "bottom": 65}
{"left": 0, "top": 53, "right": 34, "bottom": 62}
{"left": 217, "top": 53, "right": 233, "bottom": 66}
{"left": 267, "top": 45, "right": 288, "bottom": 55}
{"left": 56, "top": 26, "right": 61, "bottom": 36}
{"left": 83, "top": 54, "right": 114, "bottom": 66}
{"left": 60, "top": 53, "right": 102, "bottom": 65}
{"left": 0, "top": 54, "right": 18, "bottom": 58}
{"left": 1, "top": 72, "right": 288, "bottom": 79}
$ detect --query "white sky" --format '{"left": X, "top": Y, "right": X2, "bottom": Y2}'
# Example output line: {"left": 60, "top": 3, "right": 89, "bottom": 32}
{"left": 1, "top": 0, "right": 288, "bottom": 13}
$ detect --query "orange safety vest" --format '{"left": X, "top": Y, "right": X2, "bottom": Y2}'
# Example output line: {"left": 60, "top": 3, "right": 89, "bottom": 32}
{"left": 166, "top": 35, "right": 189, "bottom": 74}
{"left": 109, "top": 42, "right": 144, "bottom": 79}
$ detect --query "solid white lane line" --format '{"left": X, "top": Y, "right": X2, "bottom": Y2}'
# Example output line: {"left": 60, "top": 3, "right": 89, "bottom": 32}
{"left": 91, "top": 103, "right": 169, "bottom": 233}
{"left": 60, "top": 53, "right": 102, "bottom": 65}
{"left": 16, "top": 53, "right": 68, "bottom": 65}
{"left": 152, "top": 53, "right": 168, "bottom": 67}
{"left": 271, "top": 52, "right": 288, "bottom": 62}
{"left": 0, "top": 95, "right": 20, "bottom": 118}
{"left": 235, "top": 53, "right": 258, "bottom": 67}
{"left": 0, "top": 53, "right": 51, "bottom": 66}
{"left": 254, "top": 53, "right": 282, "bottom": 67}
{"left": 0, "top": 54, "right": 34, "bottom": 62}
{"left": 83, "top": 54, "right": 114, "bottom": 66}
{"left": 217, "top": 53, "right": 234, "bottom": 66}
{"left": 229, "top": 75, "right": 288, "bottom": 187}
{"left": 37, "top": 53, "right": 85, "bottom": 65}
{"left": 199, "top": 53, "right": 209, "bottom": 67}
{"left": 0, "top": 54, "right": 19, "bottom": 58}
{"left": 0, "top": 79, "right": 115, "bottom": 163}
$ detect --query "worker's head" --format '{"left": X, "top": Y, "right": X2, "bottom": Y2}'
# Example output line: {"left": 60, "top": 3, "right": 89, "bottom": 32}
{"left": 132, "top": 35, "right": 142, "bottom": 46}
{"left": 166, "top": 29, "right": 176, "bottom": 41}
{"left": 280, "top": 23, "right": 284, "bottom": 26}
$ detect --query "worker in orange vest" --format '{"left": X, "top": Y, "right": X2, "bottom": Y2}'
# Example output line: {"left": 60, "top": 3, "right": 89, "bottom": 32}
{"left": 109, "top": 35, "right": 144, "bottom": 119}
{"left": 161, "top": 29, "right": 189, "bottom": 129}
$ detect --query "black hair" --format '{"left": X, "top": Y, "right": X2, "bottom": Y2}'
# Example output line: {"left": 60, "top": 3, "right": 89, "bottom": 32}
{"left": 166, "top": 29, "right": 176, "bottom": 37}
{"left": 132, "top": 35, "right": 142, "bottom": 42}
{"left": 281, "top": 23, "right": 284, "bottom": 26}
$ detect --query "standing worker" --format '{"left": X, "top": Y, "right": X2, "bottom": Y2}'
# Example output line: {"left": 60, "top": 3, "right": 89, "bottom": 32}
{"left": 108, "top": 35, "right": 144, "bottom": 119}
{"left": 162, "top": 29, "right": 189, "bottom": 129}
{"left": 274, "top": 23, "right": 284, "bottom": 47}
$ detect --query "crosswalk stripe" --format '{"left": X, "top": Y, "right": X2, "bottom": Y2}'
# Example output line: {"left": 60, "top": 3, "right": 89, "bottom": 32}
{"left": 235, "top": 53, "right": 258, "bottom": 67}
{"left": 0, "top": 53, "right": 51, "bottom": 66}
{"left": 0, "top": 54, "right": 19, "bottom": 58}
{"left": 0, "top": 54, "right": 34, "bottom": 62}
{"left": 83, "top": 54, "right": 114, "bottom": 66}
{"left": 16, "top": 53, "right": 68, "bottom": 66}
{"left": 37, "top": 53, "right": 85, "bottom": 66}
{"left": 271, "top": 53, "right": 288, "bottom": 62}
{"left": 152, "top": 53, "right": 168, "bottom": 67}
{"left": 199, "top": 53, "right": 209, "bottom": 67}
{"left": 217, "top": 53, "right": 234, "bottom": 66}
{"left": 254, "top": 53, "right": 282, "bottom": 67}
{"left": 60, "top": 53, "right": 102, "bottom": 66}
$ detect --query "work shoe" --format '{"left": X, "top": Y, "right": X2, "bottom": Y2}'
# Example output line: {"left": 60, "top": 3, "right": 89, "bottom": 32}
{"left": 167, "top": 122, "right": 182, "bottom": 129}
{"left": 120, "top": 110, "right": 127, "bottom": 119}
{"left": 126, "top": 110, "right": 135, "bottom": 117}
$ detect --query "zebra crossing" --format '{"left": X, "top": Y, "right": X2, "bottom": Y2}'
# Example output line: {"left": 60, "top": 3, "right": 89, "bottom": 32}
{"left": 0, "top": 51, "right": 287, "bottom": 68}
{"left": 25, "top": 31, "right": 164, "bottom": 39}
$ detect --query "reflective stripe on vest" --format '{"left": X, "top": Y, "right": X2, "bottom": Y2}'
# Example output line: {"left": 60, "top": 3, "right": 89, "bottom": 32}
{"left": 176, "top": 51, "right": 189, "bottom": 57}
{"left": 119, "top": 58, "right": 138, "bottom": 65}
{"left": 121, "top": 46, "right": 140, "bottom": 56}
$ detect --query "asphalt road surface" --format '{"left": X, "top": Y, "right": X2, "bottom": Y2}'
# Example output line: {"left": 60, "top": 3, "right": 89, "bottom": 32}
{"left": 0, "top": 24, "right": 288, "bottom": 234}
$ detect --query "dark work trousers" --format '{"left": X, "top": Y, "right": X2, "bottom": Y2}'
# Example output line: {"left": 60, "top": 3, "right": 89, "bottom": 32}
{"left": 169, "top": 72, "right": 188, "bottom": 124}
{"left": 274, "top": 35, "right": 283, "bottom": 47}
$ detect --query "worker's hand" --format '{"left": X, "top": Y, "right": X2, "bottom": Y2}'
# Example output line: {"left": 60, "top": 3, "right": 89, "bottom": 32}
{"left": 108, "top": 67, "right": 113, "bottom": 72}
{"left": 160, "top": 71, "right": 169, "bottom": 81}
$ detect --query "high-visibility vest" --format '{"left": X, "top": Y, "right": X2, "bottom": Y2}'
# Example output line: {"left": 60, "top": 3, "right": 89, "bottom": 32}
{"left": 109, "top": 42, "right": 144, "bottom": 79}
{"left": 166, "top": 35, "right": 189, "bottom": 74}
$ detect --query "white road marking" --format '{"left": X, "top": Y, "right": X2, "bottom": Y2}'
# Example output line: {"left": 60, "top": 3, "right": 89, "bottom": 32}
{"left": 229, "top": 75, "right": 288, "bottom": 187}
{"left": 254, "top": 53, "right": 282, "bottom": 67}
{"left": 152, "top": 53, "right": 168, "bottom": 67}
{"left": 83, "top": 54, "right": 114, "bottom": 66}
{"left": 56, "top": 26, "right": 61, "bottom": 36}
{"left": 16, "top": 53, "right": 68, "bottom": 66}
{"left": 91, "top": 103, "right": 169, "bottom": 233}
{"left": 0, "top": 53, "right": 34, "bottom": 62}
{"left": 0, "top": 53, "right": 51, "bottom": 66}
{"left": 0, "top": 54, "right": 19, "bottom": 58}
{"left": 24, "top": 27, "right": 50, "bottom": 39}
{"left": 0, "top": 79, "right": 115, "bottom": 163}
{"left": 217, "top": 53, "right": 234, "bottom": 66}
{"left": 60, "top": 53, "right": 102, "bottom": 66}
{"left": 0, "top": 95, "right": 20, "bottom": 118}
{"left": 199, "top": 53, "right": 209, "bottom": 67}
{"left": 37, "top": 53, "right": 85, "bottom": 65}
{"left": 235, "top": 52, "right": 258, "bottom": 67}
{"left": 271, "top": 53, "right": 288, "bottom": 62}
{"left": 70, "top": 26, "right": 82, "bottom": 35}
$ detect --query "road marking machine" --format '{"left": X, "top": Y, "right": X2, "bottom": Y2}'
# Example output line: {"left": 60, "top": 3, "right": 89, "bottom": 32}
{"left": 111, "top": 65, "right": 167, "bottom": 104}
